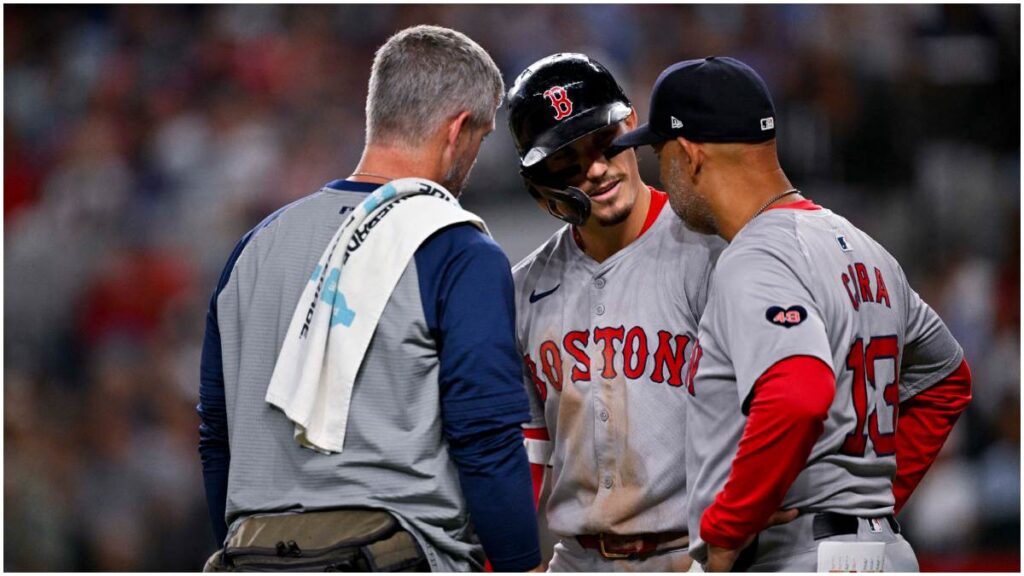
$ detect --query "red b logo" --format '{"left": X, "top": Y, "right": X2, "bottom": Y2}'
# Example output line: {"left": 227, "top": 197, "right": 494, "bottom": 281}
{"left": 543, "top": 86, "right": 573, "bottom": 120}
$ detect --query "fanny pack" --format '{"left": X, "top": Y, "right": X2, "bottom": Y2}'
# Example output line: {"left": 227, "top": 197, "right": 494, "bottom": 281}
{"left": 205, "top": 508, "right": 428, "bottom": 572}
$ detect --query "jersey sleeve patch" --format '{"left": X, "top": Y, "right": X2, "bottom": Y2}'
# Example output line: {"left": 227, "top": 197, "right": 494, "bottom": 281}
{"left": 765, "top": 305, "right": 808, "bottom": 328}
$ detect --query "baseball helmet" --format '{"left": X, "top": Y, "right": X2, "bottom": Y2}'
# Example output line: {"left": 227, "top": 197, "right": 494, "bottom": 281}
{"left": 507, "top": 53, "right": 632, "bottom": 225}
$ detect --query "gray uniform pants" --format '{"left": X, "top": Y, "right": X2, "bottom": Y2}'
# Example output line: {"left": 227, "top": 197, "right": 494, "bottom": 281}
{"left": 742, "top": 513, "right": 918, "bottom": 572}
{"left": 548, "top": 537, "right": 693, "bottom": 572}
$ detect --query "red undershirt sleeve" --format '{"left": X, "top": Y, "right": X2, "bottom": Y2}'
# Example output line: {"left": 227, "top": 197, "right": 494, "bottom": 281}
{"left": 893, "top": 359, "right": 972, "bottom": 514}
{"left": 700, "top": 356, "right": 835, "bottom": 549}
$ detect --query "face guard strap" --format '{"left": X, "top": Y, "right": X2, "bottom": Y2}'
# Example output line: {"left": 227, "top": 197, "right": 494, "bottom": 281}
{"left": 519, "top": 161, "right": 591, "bottom": 225}
{"left": 533, "top": 181, "right": 592, "bottom": 226}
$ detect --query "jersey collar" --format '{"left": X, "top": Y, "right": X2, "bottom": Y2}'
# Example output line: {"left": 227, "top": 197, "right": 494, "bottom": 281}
{"left": 572, "top": 186, "right": 667, "bottom": 249}
{"left": 640, "top": 187, "right": 668, "bottom": 235}
{"left": 324, "top": 179, "right": 382, "bottom": 193}
{"left": 763, "top": 198, "right": 822, "bottom": 212}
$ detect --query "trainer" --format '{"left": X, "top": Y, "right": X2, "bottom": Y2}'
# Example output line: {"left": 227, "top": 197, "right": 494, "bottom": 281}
{"left": 198, "top": 25, "right": 540, "bottom": 572}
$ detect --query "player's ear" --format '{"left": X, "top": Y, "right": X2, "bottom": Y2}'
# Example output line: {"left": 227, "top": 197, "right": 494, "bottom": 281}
{"left": 677, "top": 136, "right": 704, "bottom": 178}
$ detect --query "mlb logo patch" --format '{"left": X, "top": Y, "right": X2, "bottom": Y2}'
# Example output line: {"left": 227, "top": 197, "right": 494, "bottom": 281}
{"left": 869, "top": 518, "right": 884, "bottom": 533}
{"left": 760, "top": 117, "right": 774, "bottom": 131}
{"left": 836, "top": 234, "right": 852, "bottom": 252}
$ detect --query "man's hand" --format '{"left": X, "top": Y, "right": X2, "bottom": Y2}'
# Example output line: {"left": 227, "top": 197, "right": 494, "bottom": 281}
{"left": 704, "top": 509, "right": 799, "bottom": 572}
{"left": 705, "top": 543, "right": 743, "bottom": 573}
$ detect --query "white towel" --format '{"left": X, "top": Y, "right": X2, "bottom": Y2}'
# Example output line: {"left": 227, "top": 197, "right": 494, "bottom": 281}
{"left": 266, "top": 177, "right": 488, "bottom": 454}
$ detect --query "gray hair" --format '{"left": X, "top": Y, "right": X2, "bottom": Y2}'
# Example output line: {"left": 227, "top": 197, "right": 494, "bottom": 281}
{"left": 366, "top": 25, "right": 504, "bottom": 147}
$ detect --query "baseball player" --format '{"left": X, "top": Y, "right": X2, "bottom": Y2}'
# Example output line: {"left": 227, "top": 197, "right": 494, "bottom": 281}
{"left": 614, "top": 56, "right": 973, "bottom": 572}
{"left": 506, "top": 53, "right": 724, "bottom": 571}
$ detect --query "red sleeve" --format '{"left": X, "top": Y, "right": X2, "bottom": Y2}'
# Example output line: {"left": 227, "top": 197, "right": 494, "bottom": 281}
{"left": 700, "top": 356, "right": 835, "bottom": 549}
{"left": 893, "top": 359, "right": 972, "bottom": 514}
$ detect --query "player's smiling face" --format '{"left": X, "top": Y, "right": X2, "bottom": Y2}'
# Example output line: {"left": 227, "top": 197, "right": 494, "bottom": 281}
{"left": 541, "top": 113, "right": 642, "bottom": 227}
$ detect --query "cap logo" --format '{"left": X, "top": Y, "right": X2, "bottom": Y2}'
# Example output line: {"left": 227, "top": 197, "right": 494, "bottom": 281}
{"left": 543, "top": 86, "right": 573, "bottom": 121}
{"left": 760, "top": 117, "right": 775, "bottom": 131}
{"left": 671, "top": 116, "right": 684, "bottom": 129}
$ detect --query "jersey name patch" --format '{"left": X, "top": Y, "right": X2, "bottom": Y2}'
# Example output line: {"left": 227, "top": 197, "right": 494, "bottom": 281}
{"left": 766, "top": 305, "right": 807, "bottom": 328}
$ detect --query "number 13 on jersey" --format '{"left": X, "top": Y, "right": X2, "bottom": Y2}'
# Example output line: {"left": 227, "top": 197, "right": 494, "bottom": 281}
{"left": 840, "top": 336, "right": 900, "bottom": 457}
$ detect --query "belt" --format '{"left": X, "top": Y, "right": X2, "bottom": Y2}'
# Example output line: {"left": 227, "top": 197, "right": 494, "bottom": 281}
{"left": 812, "top": 512, "right": 900, "bottom": 540}
{"left": 576, "top": 531, "right": 689, "bottom": 559}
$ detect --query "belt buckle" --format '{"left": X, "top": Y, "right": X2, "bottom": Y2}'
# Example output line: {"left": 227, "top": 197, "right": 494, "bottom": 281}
{"left": 598, "top": 534, "right": 640, "bottom": 559}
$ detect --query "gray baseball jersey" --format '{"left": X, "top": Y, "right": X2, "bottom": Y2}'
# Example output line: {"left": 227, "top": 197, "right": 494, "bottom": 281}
{"left": 513, "top": 193, "right": 725, "bottom": 538}
{"left": 685, "top": 203, "right": 964, "bottom": 562}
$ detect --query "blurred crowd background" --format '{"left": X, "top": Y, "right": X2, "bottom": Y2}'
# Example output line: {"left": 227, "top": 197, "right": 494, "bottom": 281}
{"left": 4, "top": 4, "right": 1019, "bottom": 571}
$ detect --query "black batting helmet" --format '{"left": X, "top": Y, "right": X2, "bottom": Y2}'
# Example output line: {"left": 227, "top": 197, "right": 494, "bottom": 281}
{"left": 507, "top": 53, "right": 632, "bottom": 225}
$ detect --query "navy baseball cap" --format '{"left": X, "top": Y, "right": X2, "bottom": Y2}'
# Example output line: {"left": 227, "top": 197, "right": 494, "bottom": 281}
{"left": 614, "top": 56, "right": 776, "bottom": 148}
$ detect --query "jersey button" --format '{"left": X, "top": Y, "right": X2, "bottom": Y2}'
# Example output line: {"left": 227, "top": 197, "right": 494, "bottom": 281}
{"left": 595, "top": 278, "right": 606, "bottom": 289}
{"left": 596, "top": 304, "right": 605, "bottom": 315}
{"left": 599, "top": 409, "right": 609, "bottom": 422}
{"left": 603, "top": 475, "right": 614, "bottom": 489}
